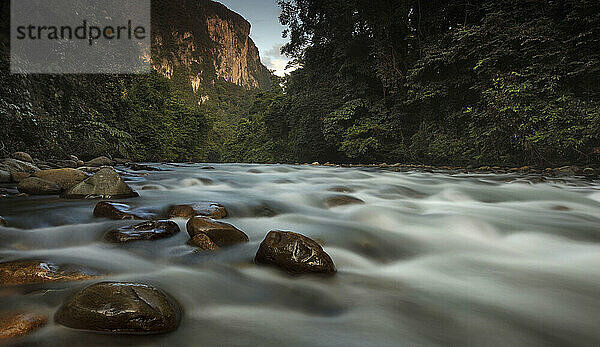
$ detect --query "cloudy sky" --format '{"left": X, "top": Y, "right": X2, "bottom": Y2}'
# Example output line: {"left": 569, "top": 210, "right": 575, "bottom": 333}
{"left": 218, "top": 0, "right": 293, "bottom": 76}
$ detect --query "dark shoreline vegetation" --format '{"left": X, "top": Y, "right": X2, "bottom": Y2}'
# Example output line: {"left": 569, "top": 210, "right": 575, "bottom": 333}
{"left": 1, "top": 0, "right": 599, "bottom": 167}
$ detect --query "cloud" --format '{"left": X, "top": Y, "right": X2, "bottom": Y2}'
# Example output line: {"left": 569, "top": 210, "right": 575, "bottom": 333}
{"left": 261, "top": 43, "right": 295, "bottom": 76}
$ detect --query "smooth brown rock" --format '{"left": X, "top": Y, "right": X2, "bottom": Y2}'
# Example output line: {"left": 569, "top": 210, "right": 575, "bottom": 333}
{"left": 186, "top": 217, "right": 249, "bottom": 247}
{"left": 62, "top": 167, "right": 138, "bottom": 199}
{"left": 17, "top": 177, "right": 61, "bottom": 195}
{"left": 190, "top": 234, "right": 219, "bottom": 251}
{"left": 0, "top": 261, "right": 98, "bottom": 286}
{"left": 85, "top": 156, "right": 115, "bottom": 167}
{"left": 168, "top": 202, "right": 228, "bottom": 219}
{"left": 93, "top": 201, "right": 155, "bottom": 220}
{"left": 10, "top": 152, "right": 33, "bottom": 163}
{"left": 10, "top": 171, "right": 30, "bottom": 183}
{"left": 0, "top": 311, "right": 47, "bottom": 339}
{"left": 325, "top": 195, "right": 365, "bottom": 208}
{"left": 255, "top": 230, "right": 336, "bottom": 275}
{"left": 105, "top": 221, "right": 180, "bottom": 243}
{"left": 55, "top": 282, "right": 180, "bottom": 334}
{"left": 33, "top": 168, "right": 87, "bottom": 190}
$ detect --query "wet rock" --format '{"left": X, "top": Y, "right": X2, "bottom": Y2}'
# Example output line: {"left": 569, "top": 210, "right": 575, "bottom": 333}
{"left": 62, "top": 167, "right": 138, "bottom": 199}
{"left": 17, "top": 177, "right": 61, "bottom": 195}
{"left": 189, "top": 234, "right": 219, "bottom": 251}
{"left": 0, "top": 217, "right": 7, "bottom": 227}
{"left": 0, "top": 311, "right": 47, "bottom": 339}
{"left": 554, "top": 166, "right": 580, "bottom": 177}
{"left": 128, "top": 163, "right": 162, "bottom": 171}
{"left": 311, "top": 162, "right": 320, "bottom": 166}
{"left": 85, "top": 156, "right": 115, "bottom": 167}
{"left": 10, "top": 152, "right": 33, "bottom": 163}
{"left": 11, "top": 171, "right": 30, "bottom": 183}
{"left": 200, "top": 166, "right": 216, "bottom": 170}
{"left": 1, "top": 158, "right": 39, "bottom": 174}
{"left": 0, "top": 261, "right": 98, "bottom": 286}
{"left": 168, "top": 202, "right": 228, "bottom": 219}
{"left": 93, "top": 201, "right": 155, "bottom": 220}
{"left": 141, "top": 185, "right": 164, "bottom": 191}
{"left": 551, "top": 205, "right": 571, "bottom": 211}
{"left": 583, "top": 167, "right": 596, "bottom": 178}
{"left": 325, "top": 195, "right": 365, "bottom": 208}
{"left": 186, "top": 217, "right": 249, "bottom": 247}
{"left": 105, "top": 220, "right": 180, "bottom": 243}
{"left": 0, "top": 170, "right": 11, "bottom": 183}
{"left": 328, "top": 186, "right": 355, "bottom": 193}
{"left": 247, "top": 169, "right": 262, "bottom": 174}
{"left": 33, "top": 168, "right": 87, "bottom": 190}
{"left": 54, "top": 282, "right": 180, "bottom": 334}
{"left": 255, "top": 230, "right": 336, "bottom": 275}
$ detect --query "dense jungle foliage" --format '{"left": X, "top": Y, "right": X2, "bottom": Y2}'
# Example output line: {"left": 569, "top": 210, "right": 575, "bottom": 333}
{"left": 1, "top": 0, "right": 599, "bottom": 166}
{"left": 244, "top": 0, "right": 600, "bottom": 166}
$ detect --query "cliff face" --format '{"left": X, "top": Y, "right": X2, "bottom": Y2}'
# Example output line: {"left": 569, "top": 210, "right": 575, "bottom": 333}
{"left": 151, "top": 0, "right": 271, "bottom": 91}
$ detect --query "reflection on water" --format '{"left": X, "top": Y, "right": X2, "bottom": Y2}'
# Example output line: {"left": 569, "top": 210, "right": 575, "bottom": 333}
{"left": 1, "top": 164, "right": 600, "bottom": 345}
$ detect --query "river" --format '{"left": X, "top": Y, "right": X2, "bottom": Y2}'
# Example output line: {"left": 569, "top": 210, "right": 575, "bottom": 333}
{"left": 1, "top": 163, "right": 600, "bottom": 346}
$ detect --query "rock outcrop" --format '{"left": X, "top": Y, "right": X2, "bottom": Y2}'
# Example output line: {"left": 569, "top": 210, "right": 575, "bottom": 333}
{"left": 62, "top": 168, "right": 138, "bottom": 199}
{"left": 33, "top": 168, "right": 87, "bottom": 190}
{"left": 55, "top": 282, "right": 181, "bottom": 334}
{"left": 105, "top": 221, "right": 180, "bottom": 243}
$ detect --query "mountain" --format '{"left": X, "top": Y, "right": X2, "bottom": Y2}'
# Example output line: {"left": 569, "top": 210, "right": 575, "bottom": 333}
{"left": 152, "top": 0, "right": 272, "bottom": 95}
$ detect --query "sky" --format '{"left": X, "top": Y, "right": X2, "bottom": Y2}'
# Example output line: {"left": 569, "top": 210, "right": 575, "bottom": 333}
{"left": 217, "top": 0, "right": 293, "bottom": 76}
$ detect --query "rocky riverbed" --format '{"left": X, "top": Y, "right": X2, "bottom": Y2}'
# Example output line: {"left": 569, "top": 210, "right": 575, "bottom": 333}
{"left": 1, "top": 157, "right": 600, "bottom": 345}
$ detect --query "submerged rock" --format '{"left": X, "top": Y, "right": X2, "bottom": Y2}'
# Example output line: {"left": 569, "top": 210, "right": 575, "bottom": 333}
{"left": 0, "top": 217, "right": 6, "bottom": 227}
{"left": 0, "top": 311, "right": 47, "bottom": 339}
{"left": 325, "top": 195, "right": 365, "bottom": 208}
{"left": 189, "top": 234, "right": 219, "bottom": 251}
{"left": 186, "top": 217, "right": 249, "bottom": 247}
{"left": 33, "top": 168, "right": 87, "bottom": 190}
{"left": 54, "top": 282, "right": 181, "bottom": 334}
{"left": 328, "top": 186, "right": 355, "bottom": 193}
{"left": 85, "top": 156, "right": 115, "bottom": 167}
{"left": 255, "top": 230, "right": 336, "bottom": 275}
{"left": 10, "top": 152, "right": 33, "bottom": 163}
{"left": 105, "top": 221, "right": 180, "bottom": 243}
{"left": 93, "top": 201, "right": 155, "bottom": 220}
{"left": 17, "top": 177, "right": 61, "bottom": 195}
{"left": 0, "top": 261, "right": 98, "bottom": 286}
{"left": 168, "top": 202, "right": 228, "bottom": 219}
{"left": 62, "top": 167, "right": 138, "bottom": 199}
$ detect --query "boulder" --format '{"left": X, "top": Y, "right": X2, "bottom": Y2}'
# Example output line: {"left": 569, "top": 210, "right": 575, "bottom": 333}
{"left": 0, "top": 170, "right": 10, "bottom": 183}
{"left": 1, "top": 159, "right": 39, "bottom": 174}
{"left": 105, "top": 221, "right": 180, "bottom": 243}
{"left": 189, "top": 234, "right": 219, "bottom": 251}
{"left": 168, "top": 202, "right": 228, "bottom": 219}
{"left": 33, "top": 168, "right": 87, "bottom": 190}
{"left": 325, "top": 195, "right": 365, "bottom": 208}
{"left": 93, "top": 201, "right": 155, "bottom": 220}
{"left": 583, "top": 167, "right": 596, "bottom": 178}
{"left": 54, "top": 282, "right": 181, "bottom": 334}
{"left": 17, "top": 177, "right": 61, "bottom": 195}
{"left": 186, "top": 217, "right": 249, "bottom": 247}
{"left": 62, "top": 167, "right": 138, "bottom": 199}
{"left": 10, "top": 152, "right": 33, "bottom": 163}
{"left": 0, "top": 217, "right": 6, "bottom": 227}
{"left": 85, "top": 156, "right": 115, "bottom": 167}
{"left": 10, "top": 171, "right": 30, "bottom": 183}
{"left": 255, "top": 230, "right": 336, "bottom": 275}
{"left": 0, "top": 311, "right": 47, "bottom": 339}
{"left": 0, "top": 261, "right": 98, "bottom": 286}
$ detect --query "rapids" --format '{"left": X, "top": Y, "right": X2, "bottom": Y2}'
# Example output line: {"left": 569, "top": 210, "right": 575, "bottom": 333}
{"left": 1, "top": 164, "right": 600, "bottom": 346}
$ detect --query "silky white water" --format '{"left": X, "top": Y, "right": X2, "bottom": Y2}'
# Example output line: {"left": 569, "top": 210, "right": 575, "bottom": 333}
{"left": 1, "top": 164, "right": 600, "bottom": 346}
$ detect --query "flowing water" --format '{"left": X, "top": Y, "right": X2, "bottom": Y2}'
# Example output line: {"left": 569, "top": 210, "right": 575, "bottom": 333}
{"left": 1, "top": 164, "right": 600, "bottom": 346}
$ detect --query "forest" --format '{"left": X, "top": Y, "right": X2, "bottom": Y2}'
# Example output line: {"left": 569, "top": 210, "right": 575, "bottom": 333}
{"left": 1, "top": 0, "right": 599, "bottom": 166}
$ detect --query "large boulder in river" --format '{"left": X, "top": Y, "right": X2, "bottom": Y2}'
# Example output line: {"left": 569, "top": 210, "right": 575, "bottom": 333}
{"left": 93, "top": 201, "right": 155, "bottom": 220}
{"left": 186, "top": 217, "right": 248, "bottom": 247}
{"left": 33, "top": 168, "right": 87, "bottom": 190}
{"left": 55, "top": 282, "right": 181, "bottom": 334}
{"left": 17, "top": 177, "right": 61, "bottom": 195}
{"left": 1, "top": 158, "right": 39, "bottom": 174}
{"left": 10, "top": 152, "right": 33, "bottom": 163}
{"left": 0, "top": 261, "right": 99, "bottom": 286}
{"left": 255, "top": 230, "right": 336, "bottom": 275}
{"left": 0, "top": 311, "right": 47, "bottom": 340}
{"left": 85, "top": 156, "right": 115, "bottom": 167}
{"left": 62, "top": 167, "right": 138, "bottom": 199}
{"left": 168, "top": 202, "right": 228, "bottom": 219}
{"left": 105, "top": 221, "right": 180, "bottom": 243}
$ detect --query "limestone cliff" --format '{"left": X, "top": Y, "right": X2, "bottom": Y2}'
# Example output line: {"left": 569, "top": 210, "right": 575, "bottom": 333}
{"left": 151, "top": 0, "right": 271, "bottom": 92}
